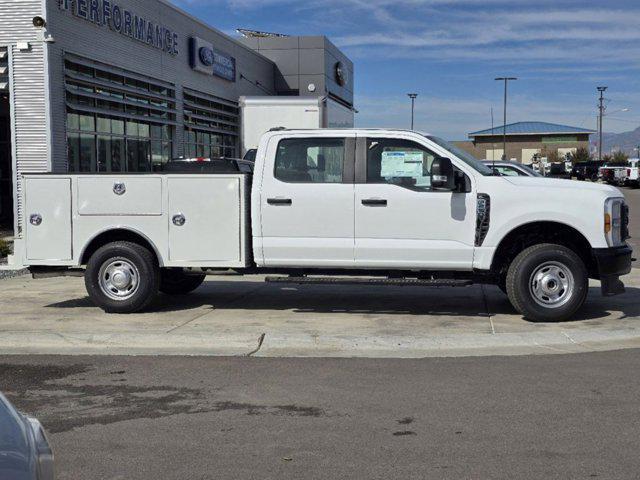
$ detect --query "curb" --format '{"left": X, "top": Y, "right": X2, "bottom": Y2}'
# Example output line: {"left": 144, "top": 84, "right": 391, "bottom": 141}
{"left": 1, "top": 329, "right": 639, "bottom": 358}
{"left": 0, "top": 266, "right": 29, "bottom": 280}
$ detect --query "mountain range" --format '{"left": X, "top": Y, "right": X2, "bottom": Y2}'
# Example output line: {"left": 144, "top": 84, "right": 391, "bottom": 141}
{"left": 593, "top": 126, "right": 640, "bottom": 157}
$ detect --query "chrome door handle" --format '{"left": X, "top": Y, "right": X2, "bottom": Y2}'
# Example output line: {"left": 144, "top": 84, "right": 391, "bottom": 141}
{"left": 172, "top": 214, "right": 186, "bottom": 226}
{"left": 29, "top": 214, "right": 43, "bottom": 226}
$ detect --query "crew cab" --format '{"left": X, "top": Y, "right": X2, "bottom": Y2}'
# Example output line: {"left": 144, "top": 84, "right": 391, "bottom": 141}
{"left": 15, "top": 129, "right": 632, "bottom": 322}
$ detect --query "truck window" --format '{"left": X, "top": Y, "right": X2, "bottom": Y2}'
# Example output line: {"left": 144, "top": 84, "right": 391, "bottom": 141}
{"left": 274, "top": 138, "right": 345, "bottom": 183}
{"left": 367, "top": 139, "right": 435, "bottom": 190}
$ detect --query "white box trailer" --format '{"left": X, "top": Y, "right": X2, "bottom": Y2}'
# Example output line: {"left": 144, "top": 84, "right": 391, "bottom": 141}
{"left": 239, "top": 96, "right": 354, "bottom": 157}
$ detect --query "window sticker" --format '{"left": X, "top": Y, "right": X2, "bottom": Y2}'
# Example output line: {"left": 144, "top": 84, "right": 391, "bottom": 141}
{"left": 381, "top": 151, "right": 424, "bottom": 177}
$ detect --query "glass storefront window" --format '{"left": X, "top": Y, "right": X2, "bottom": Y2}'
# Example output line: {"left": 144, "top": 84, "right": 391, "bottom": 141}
{"left": 64, "top": 57, "right": 177, "bottom": 172}
{"left": 79, "top": 134, "right": 96, "bottom": 172}
{"left": 112, "top": 118, "right": 125, "bottom": 135}
{"left": 79, "top": 114, "right": 95, "bottom": 132}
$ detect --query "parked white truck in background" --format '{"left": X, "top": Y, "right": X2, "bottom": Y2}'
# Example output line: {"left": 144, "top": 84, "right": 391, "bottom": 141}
{"left": 626, "top": 159, "right": 639, "bottom": 188}
{"left": 240, "top": 96, "right": 354, "bottom": 157}
{"left": 16, "top": 129, "right": 632, "bottom": 322}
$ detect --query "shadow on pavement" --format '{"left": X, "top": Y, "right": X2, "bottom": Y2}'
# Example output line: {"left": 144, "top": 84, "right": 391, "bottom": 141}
{"left": 44, "top": 281, "right": 640, "bottom": 323}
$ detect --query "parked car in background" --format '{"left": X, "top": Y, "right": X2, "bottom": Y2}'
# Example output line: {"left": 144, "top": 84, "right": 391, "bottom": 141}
{"left": 599, "top": 164, "right": 627, "bottom": 186}
{"left": 572, "top": 160, "right": 604, "bottom": 181}
{"left": 0, "top": 393, "right": 54, "bottom": 480}
{"left": 546, "top": 162, "right": 572, "bottom": 179}
{"left": 482, "top": 160, "right": 541, "bottom": 177}
{"left": 626, "top": 159, "right": 639, "bottom": 188}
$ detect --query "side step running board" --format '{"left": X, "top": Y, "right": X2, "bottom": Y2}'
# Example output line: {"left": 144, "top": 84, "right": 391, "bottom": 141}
{"left": 265, "top": 276, "right": 473, "bottom": 287}
{"left": 31, "top": 267, "right": 85, "bottom": 279}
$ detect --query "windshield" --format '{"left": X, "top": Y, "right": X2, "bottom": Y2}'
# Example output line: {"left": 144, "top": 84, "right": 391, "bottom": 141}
{"left": 426, "top": 136, "right": 494, "bottom": 176}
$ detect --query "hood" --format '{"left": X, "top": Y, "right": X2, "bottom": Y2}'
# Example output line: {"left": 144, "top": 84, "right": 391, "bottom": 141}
{"left": 502, "top": 176, "right": 622, "bottom": 196}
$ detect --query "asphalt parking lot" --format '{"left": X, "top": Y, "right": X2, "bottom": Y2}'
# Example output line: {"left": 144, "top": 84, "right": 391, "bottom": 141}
{"left": 3, "top": 350, "right": 640, "bottom": 480}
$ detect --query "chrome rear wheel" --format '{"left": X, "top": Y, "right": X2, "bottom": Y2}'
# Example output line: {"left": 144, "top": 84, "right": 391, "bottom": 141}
{"left": 99, "top": 258, "right": 141, "bottom": 301}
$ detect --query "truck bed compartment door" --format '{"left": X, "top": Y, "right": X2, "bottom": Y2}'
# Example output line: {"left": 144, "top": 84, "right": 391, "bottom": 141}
{"left": 25, "top": 177, "right": 72, "bottom": 261}
{"left": 168, "top": 177, "right": 242, "bottom": 263}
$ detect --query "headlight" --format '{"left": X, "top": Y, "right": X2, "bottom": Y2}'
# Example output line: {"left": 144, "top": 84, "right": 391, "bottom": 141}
{"left": 604, "top": 197, "right": 626, "bottom": 247}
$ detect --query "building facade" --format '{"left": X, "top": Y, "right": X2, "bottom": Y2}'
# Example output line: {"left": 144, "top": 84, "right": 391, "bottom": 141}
{"left": 454, "top": 122, "right": 594, "bottom": 163}
{"left": 0, "top": 0, "right": 354, "bottom": 234}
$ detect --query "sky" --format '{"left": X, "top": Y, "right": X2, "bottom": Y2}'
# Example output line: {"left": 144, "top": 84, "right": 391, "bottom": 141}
{"left": 171, "top": 0, "right": 640, "bottom": 140}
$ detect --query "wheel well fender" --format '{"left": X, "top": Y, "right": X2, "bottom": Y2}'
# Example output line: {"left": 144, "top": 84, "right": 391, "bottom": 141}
{"left": 490, "top": 221, "right": 595, "bottom": 275}
{"left": 80, "top": 228, "right": 163, "bottom": 266}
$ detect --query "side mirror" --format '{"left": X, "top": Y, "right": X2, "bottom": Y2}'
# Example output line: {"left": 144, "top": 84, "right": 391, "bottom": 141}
{"left": 431, "top": 157, "right": 455, "bottom": 190}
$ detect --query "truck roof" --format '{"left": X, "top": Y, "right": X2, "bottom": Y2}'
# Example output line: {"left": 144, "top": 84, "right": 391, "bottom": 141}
{"left": 265, "top": 127, "right": 432, "bottom": 135}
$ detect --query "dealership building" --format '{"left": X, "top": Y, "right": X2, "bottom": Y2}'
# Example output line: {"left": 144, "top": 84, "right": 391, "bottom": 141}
{"left": 0, "top": 0, "right": 354, "bottom": 234}
{"left": 454, "top": 121, "right": 594, "bottom": 163}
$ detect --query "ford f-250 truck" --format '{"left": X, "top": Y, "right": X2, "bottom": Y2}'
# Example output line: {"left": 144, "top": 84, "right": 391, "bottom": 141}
{"left": 16, "top": 129, "right": 632, "bottom": 322}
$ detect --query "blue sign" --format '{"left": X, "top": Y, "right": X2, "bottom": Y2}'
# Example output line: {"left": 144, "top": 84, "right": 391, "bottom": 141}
{"left": 199, "top": 47, "right": 214, "bottom": 67}
{"left": 190, "top": 37, "right": 236, "bottom": 82}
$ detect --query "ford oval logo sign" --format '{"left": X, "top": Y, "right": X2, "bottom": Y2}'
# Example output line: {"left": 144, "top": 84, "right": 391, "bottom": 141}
{"left": 199, "top": 47, "right": 214, "bottom": 66}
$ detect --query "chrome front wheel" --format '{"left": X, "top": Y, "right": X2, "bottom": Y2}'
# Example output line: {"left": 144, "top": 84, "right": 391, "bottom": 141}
{"left": 529, "top": 261, "right": 574, "bottom": 308}
{"left": 506, "top": 243, "right": 588, "bottom": 322}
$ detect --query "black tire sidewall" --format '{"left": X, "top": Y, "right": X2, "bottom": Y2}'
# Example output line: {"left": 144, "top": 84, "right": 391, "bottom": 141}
{"left": 507, "top": 244, "right": 588, "bottom": 322}
{"left": 85, "top": 242, "right": 159, "bottom": 313}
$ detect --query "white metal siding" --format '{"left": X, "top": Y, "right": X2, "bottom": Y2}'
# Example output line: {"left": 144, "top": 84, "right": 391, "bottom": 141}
{"left": 0, "top": 0, "right": 48, "bottom": 235}
{"left": 10, "top": 43, "right": 49, "bottom": 234}
{"left": 0, "top": 0, "right": 42, "bottom": 44}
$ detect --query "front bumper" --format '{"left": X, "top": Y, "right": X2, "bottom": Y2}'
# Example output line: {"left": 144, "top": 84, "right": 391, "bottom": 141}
{"left": 592, "top": 245, "right": 633, "bottom": 296}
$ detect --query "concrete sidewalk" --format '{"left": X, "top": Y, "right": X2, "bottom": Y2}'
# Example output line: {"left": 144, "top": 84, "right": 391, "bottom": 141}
{"left": 1, "top": 270, "right": 639, "bottom": 358}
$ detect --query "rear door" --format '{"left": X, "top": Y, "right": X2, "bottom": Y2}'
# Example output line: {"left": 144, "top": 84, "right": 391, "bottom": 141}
{"left": 258, "top": 133, "right": 356, "bottom": 267}
{"left": 354, "top": 135, "right": 476, "bottom": 270}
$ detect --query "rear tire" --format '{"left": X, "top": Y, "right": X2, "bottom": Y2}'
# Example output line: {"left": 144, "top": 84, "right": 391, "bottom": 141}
{"left": 159, "top": 269, "right": 206, "bottom": 295}
{"left": 506, "top": 243, "right": 588, "bottom": 322}
{"left": 85, "top": 241, "right": 159, "bottom": 313}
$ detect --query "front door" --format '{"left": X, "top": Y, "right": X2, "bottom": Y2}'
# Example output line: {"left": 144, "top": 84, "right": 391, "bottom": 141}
{"left": 354, "top": 136, "right": 476, "bottom": 270}
{"left": 259, "top": 134, "right": 355, "bottom": 267}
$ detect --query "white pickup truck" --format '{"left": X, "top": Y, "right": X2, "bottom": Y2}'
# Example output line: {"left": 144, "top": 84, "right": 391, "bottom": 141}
{"left": 626, "top": 159, "right": 639, "bottom": 188}
{"left": 17, "top": 129, "right": 632, "bottom": 322}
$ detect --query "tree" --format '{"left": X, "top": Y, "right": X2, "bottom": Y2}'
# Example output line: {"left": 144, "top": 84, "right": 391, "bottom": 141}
{"left": 611, "top": 151, "right": 629, "bottom": 165}
{"left": 567, "top": 147, "right": 591, "bottom": 164}
{"left": 546, "top": 150, "right": 560, "bottom": 163}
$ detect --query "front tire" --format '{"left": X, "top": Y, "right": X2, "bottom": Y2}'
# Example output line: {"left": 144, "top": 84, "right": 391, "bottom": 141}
{"left": 506, "top": 243, "right": 588, "bottom": 322}
{"left": 159, "top": 269, "right": 206, "bottom": 295}
{"left": 85, "top": 241, "right": 159, "bottom": 313}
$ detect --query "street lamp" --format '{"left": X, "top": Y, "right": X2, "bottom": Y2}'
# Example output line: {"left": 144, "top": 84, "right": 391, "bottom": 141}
{"left": 407, "top": 93, "right": 418, "bottom": 130}
{"left": 495, "top": 77, "right": 517, "bottom": 160}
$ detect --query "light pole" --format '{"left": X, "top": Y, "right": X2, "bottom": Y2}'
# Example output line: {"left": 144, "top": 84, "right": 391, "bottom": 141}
{"left": 495, "top": 77, "right": 517, "bottom": 160}
{"left": 597, "top": 86, "right": 607, "bottom": 161}
{"left": 408, "top": 93, "right": 418, "bottom": 130}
